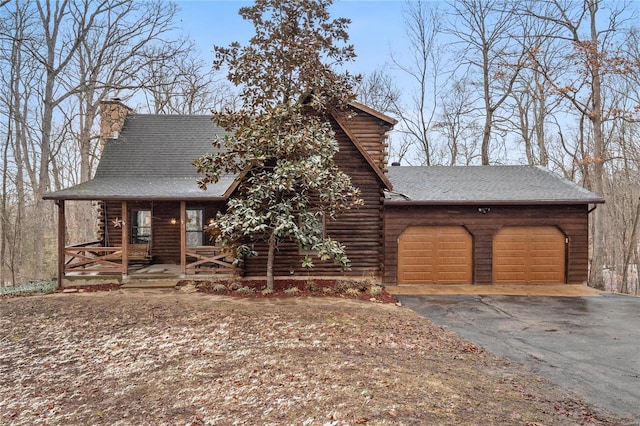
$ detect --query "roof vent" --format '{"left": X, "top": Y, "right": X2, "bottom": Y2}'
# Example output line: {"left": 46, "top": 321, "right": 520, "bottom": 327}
{"left": 391, "top": 162, "right": 401, "bottom": 166}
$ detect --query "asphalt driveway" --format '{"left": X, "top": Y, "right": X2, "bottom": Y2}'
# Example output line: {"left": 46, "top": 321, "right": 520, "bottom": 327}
{"left": 398, "top": 294, "right": 640, "bottom": 422}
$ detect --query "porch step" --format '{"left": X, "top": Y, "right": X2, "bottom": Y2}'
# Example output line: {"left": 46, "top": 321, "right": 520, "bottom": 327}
{"left": 120, "top": 280, "right": 180, "bottom": 289}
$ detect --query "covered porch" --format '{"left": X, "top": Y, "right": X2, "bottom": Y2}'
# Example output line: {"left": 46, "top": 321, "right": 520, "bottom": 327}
{"left": 54, "top": 199, "right": 237, "bottom": 288}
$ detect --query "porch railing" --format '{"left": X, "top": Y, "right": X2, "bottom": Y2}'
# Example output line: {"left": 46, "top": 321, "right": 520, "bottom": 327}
{"left": 64, "top": 241, "right": 123, "bottom": 274}
{"left": 185, "top": 246, "right": 236, "bottom": 275}
{"left": 64, "top": 242, "right": 234, "bottom": 276}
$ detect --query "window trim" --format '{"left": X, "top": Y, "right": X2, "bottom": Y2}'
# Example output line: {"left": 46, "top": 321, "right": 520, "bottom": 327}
{"left": 131, "top": 209, "right": 151, "bottom": 244}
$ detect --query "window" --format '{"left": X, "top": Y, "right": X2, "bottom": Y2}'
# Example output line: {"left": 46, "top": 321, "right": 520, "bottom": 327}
{"left": 186, "top": 209, "right": 204, "bottom": 247}
{"left": 131, "top": 210, "right": 151, "bottom": 243}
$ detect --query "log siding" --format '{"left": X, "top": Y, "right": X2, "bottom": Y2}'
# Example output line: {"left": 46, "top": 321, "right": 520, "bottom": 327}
{"left": 243, "top": 115, "right": 386, "bottom": 279}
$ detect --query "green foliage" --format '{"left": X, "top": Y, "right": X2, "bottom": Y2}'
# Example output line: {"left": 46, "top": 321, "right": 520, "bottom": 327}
{"left": 193, "top": 0, "right": 362, "bottom": 288}
{"left": 0, "top": 280, "right": 57, "bottom": 296}
{"left": 213, "top": 0, "right": 359, "bottom": 114}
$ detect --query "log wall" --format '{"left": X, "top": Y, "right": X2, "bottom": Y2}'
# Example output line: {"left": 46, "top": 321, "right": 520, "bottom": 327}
{"left": 383, "top": 204, "right": 591, "bottom": 285}
{"left": 338, "top": 106, "right": 393, "bottom": 170}
{"left": 243, "top": 114, "right": 387, "bottom": 279}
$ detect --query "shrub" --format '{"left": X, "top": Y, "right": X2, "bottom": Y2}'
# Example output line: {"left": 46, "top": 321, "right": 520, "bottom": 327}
{"left": 369, "top": 285, "right": 383, "bottom": 297}
{"left": 345, "top": 287, "right": 361, "bottom": 297}
{"left": 212, "top": 284, "right": 229, "bottom": 293}
{"left": 0, "top": 280, "right": 57, "bottom": 296}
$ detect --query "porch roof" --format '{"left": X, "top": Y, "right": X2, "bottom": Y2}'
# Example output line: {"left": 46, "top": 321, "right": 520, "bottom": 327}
{"left": 44, "top": 114, "right": 238, "bottom": 201}
{"left": 43, "top": 176, "right": 237, "bottom": 201}
{"left": 385, "top": 165, "right": 605, "bottom": 205}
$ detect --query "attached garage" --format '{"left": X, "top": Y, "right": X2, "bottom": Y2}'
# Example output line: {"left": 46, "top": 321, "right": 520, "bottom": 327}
{"left": 493, "top": 226, "right": 566, "bottom": 284}
{"left": 398, "top": 226, "right": 472, "bottom": 284}
{"left": 383, "top": 166, "right": 605, "bottom": 285}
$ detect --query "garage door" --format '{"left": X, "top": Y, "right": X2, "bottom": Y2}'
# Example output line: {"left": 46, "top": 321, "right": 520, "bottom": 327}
{"left": 493, "top": 226, "right": 565, "bottom": 284}
{"left": 398, "top": 226, "right": 472, "bottom": 284}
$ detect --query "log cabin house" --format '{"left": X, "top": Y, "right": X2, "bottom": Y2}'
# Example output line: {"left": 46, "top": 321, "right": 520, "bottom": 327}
{"left": 44, "top": 100, "right": 604, "bottom": 288}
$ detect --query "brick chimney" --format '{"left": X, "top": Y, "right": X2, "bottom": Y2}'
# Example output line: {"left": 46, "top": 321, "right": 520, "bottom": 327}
{"left": 99, "top": 98, "right": 133, "bottom": 147}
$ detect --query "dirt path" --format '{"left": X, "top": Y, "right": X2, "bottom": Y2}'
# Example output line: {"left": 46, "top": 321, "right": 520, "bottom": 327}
{"left": 0, "top": 291, "right": 633, "bottom": 425}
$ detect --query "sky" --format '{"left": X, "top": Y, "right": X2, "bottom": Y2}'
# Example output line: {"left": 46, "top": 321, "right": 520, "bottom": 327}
{"left": 173, "top": 0, "right": 411, "bottom": 80}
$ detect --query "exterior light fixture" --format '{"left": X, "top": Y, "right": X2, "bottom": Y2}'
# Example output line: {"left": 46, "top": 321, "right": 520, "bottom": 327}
{"left": 169, "top": 218, "right": 177, "bottom": 225}
{"left": 478, "top": 207, "right": 491, "bottom": 214}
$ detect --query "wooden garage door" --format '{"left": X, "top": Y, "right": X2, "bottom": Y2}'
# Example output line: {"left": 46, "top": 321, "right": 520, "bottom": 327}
{"left": 398, "top": 226, "right": 472, "bottom": 284}
{"left": 493, "top": 226, "right": 565, "bottom": 284}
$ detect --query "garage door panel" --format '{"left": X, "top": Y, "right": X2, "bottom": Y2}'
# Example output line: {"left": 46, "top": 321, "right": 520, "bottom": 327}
{"left": 493, "top": 226, "right": 565, "bottom": 284}
{"left": 398, "top": 226, "right": 472, "bottom": 284}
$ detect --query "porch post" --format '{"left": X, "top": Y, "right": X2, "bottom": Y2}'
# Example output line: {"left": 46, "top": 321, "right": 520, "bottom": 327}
{"left": 180, "top": 201, "right": 186, "bottom": 277}
{"left": 121, "top": 200, "right": 128, "bottom": 279}
{"left": 56, "top": 200, "right": 65, "bottom": 290}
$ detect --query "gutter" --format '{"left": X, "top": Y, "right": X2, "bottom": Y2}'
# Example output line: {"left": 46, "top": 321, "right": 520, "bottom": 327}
{"left": 384, "top": 198, "right": 606, "bottom": 206}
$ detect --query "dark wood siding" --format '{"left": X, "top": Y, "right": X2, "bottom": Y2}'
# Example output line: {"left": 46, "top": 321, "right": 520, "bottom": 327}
{"left": 384, "top": 204, "right": 590, "bottom": 285}
{"left": 339, "top": 106, "right": 393, "bottom": 170}
{"left": 243, "top": 115, "right": 386, "bottom": 279}
{"left": 102, "top": 200, "right": 225, "bottom": 264}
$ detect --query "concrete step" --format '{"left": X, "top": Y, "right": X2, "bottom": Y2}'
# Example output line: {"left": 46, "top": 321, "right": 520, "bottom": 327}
{"left": 120, "top": 280, "right": 180, "bottom": 289}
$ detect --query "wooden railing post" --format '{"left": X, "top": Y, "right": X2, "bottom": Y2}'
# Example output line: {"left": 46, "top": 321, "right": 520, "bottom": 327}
{"left": 180, "top": 201, "right": 186, "bottom": 278}
{"left": 121, "top": 201, "right": 128, "bottom": 278}
{"left": 56, "top": 200, "right": 65, "bottom": 289}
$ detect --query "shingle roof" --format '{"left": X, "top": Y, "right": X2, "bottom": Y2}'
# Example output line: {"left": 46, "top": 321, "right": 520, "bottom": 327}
{"left": 385, "top": 165, "right": 604, "bottom": 205}
{"left": 44, "top": 177, "right": 237, "bottom": 201}
{"left": 44, "top": 114, "right": 235, "bottom": 200}
{"left": 95, "top": 114, "right": 226, "bottom": 178}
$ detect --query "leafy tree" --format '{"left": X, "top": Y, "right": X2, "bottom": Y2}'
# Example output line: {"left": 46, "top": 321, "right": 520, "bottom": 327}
{"left": 194, "top": 0, "right": 362, "bottom": 290}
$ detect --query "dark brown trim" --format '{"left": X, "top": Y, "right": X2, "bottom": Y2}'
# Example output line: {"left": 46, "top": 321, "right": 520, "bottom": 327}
{"left": 43, "top": 195, "right": 228, "bottom": 202}
{"left": 331, "top": 111, "right": 393, "bottom": 190}
{"left": 348, "top": 100, "right": 398, "bottom": 125}
{"left": 384, "top": 199, "right": 605, "bottom": 206}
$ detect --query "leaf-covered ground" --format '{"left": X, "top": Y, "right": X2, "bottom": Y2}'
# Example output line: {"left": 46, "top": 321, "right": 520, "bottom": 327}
{"left": 0, "top": 290, "right": 632, "bottom": 425}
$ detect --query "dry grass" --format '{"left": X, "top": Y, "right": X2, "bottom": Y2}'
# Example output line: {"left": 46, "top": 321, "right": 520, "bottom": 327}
{"left": 0, "top": 290, "right": 630, "bottom": 425}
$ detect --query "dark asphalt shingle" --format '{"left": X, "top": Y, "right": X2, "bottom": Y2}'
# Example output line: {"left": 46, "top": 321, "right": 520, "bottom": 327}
{"left": 45, "top": 114, "right": 234, "bottom": 200}
{"left": 95, "top": 114, "right": 227, "bottom": 178}
{"left": 385, "top": 165, "right": 604, "bottom": 204}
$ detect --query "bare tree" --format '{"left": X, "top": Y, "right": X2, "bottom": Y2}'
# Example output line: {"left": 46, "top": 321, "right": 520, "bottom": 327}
{"left": 392, "top": 0, "right": 444, "bottom": 166}
{"left": 356, "top": 67, "right": 401, "bottom": 117}
{"left": 432, "top": 78, "right": 483, "bottom": 165}
{"left": 446, "top": 0, "right": 528, "bottom": 165}
{"left": 137, "top": 48, "right": 238, "bottom": 115}
{"left": 0, "top": 0, "right": 198, "bottom": 283}
{"left": 526, "top": 0, "right": 639, "bottom": 289}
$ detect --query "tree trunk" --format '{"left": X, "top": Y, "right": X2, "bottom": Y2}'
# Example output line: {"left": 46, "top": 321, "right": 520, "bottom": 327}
{"left": 266, "top": 234, "right": 276, "bottom": 290}
{"left": 587, "top": 0, "right": 605, "bottom": 290}
{"left": 621, "top": 198, "right": 640, "bottom": 294}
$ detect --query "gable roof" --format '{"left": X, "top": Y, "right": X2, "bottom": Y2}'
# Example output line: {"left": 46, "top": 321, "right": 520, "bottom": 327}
{"left": 385, "top": 165, "right": 604, "bottom": 205}
{"left": 348, "top": 100, "right": 398, "bottom": 125}
{"left": 331, "top": 110, "right": 393, "bottom": 190}
{"left": 95, "top": 114, "right": 225, "bottom": 178}
{"left": 44, "top": 115, "right": 236, "bottom": 201}
{"left": 44, "top": 105, "right": 395, "bottom": 201}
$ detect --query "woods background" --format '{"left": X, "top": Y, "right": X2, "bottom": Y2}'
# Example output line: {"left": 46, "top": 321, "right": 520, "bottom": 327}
{"left": 1, "top": 0, "right": 639, "bottom": 293}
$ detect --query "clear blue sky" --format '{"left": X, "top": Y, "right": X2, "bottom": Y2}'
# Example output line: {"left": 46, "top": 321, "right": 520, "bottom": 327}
{"left": 174, "top": 0, "right": 409, "bottom": 77}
